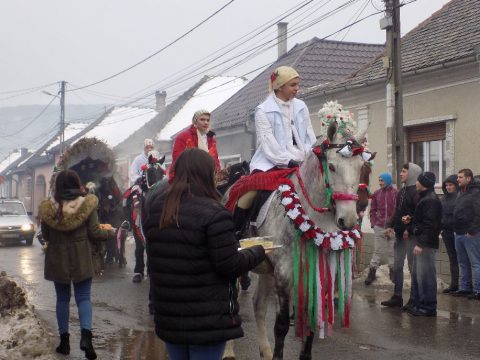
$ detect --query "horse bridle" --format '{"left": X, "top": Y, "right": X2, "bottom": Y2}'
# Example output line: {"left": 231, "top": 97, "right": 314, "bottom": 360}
{"left": 306, "top": 139, "right": 372, "bottom": 210}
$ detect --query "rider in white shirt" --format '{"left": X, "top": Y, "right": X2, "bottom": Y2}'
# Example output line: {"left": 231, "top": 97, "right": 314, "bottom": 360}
{"left": 249, "top": 66, "right": 316, "bottom": 173}
{"left": 238, "top": 66, "right": 316, "bottom": 213}
{"left": 129, "top": 139, "right": 154, "bottom": 185}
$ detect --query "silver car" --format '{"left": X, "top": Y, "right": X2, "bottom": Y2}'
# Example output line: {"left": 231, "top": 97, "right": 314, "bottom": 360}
{"left": 0, "top": 199, "right": 35, "bottom": 246}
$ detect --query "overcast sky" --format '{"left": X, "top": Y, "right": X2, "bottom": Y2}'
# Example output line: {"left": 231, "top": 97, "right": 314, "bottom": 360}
{"left": 1, "top": 0, "right": 451, "bottom": 111}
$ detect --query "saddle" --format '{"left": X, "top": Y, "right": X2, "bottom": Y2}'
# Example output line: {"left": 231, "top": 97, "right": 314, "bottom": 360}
{"left": 226, "top": 168, "right": 297, "bottom": 238}
{"left": 224, "top": 168, "right": 296, "bottom": 212}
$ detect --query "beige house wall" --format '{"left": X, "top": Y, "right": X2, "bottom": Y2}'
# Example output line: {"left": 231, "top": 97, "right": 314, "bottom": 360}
{"left": 303, "top": 61, "right": 480, "bottom": 279}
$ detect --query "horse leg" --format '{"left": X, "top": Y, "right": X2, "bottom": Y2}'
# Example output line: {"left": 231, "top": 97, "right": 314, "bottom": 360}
{"left": 222, "top": 340, "right": 235, "bottom": 360}
{"left": 299, "top": 332, "right": 314, "bottom": 360}
{"left": 272, "top": 285, "right": 290, "bottom": 360}
{"left": 253, "top": 274, "right": 274, "bottom": 360}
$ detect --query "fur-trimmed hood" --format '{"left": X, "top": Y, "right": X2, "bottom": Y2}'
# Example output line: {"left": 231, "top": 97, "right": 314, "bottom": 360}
{"left": 38, "top": 194, "right": 98, "bottom": 232}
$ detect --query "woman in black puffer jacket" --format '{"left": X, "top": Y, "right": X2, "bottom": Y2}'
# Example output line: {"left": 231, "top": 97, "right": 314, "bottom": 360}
{"left": 143, "top": 148, "right": 266, "bottom": 360}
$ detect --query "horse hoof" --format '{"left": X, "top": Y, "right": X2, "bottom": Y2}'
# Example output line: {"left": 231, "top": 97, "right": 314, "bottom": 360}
{"left": 299, "top": 355, "right": 311, "bottom": 360}
{"left": 223, "top": 357, "right": 235, "bottom": 360}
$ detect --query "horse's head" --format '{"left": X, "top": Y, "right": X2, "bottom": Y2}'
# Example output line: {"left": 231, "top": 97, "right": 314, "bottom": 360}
{"left": 141, "top": 152, "right": 166, "bottom": 191}
{"left": 313, "top": 101, "right": 373, "bottom": 230}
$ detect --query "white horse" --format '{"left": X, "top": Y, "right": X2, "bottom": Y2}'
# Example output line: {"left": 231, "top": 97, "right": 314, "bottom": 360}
{"left": 223, "top": 118, "right": 368, "bottom": 360}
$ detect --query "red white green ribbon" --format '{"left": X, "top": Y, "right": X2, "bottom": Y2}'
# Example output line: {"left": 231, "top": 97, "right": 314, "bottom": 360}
{"left": 278, "top": 182, "right": 360, "bottom": 339}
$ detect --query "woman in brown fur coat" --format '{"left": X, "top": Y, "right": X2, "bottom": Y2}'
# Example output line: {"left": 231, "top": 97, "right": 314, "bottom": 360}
{"left": 38, "top": 170, "right": 111, "bottom": 360}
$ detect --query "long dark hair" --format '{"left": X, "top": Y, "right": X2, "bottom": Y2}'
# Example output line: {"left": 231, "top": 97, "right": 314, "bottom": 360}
{"left": 160, "top": 148, "right": 220, "bottom": 228}
{"left": 53, "top": 169, "right": 85, "bottom": 222}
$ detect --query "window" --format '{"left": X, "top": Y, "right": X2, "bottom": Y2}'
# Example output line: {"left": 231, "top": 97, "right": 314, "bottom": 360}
{"left": 407, "top": 123, "right": 446, "bottom": 185}
{"left": 410, "top": 140, "right": 445, "bottom": 184}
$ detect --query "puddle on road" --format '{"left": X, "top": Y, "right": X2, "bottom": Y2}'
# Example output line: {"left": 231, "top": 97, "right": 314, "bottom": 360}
{"left": 104, "top": 329, "right": 168, "bottom": 360}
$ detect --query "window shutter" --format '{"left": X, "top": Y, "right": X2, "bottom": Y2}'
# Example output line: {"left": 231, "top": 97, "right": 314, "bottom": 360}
{"left": 407, "top": 123, "right": 446, "bottom": 143}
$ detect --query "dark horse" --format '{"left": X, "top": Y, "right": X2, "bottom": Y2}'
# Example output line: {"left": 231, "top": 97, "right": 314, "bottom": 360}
{"left": 217, "top": 160, "right": 250, "bottom": 195}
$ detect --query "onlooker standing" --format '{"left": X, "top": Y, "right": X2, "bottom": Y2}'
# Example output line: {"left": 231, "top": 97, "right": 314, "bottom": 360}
{"left": 452, "top": 169, "right": 480, "bottom": 299}
{"left": 38, "top": 170, "right": 112, "bottom": 359}
{"left": 381, "top": 163, "right": 422, "bottom": 308}
{"left": 365, "top": 172, "right": 398, "bottom": 285}
{"left": 441, "top": 175, "right": 459, "bottom": 293}
{"left": 144, "top": 148, "right": 267, "bottom": 360}
{"left": 405, "top": 172, "right": 442, "bottom": 316}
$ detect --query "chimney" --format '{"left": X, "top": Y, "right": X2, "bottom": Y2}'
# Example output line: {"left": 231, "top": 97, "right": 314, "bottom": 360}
{"left": 277, "top": 22, "right": 288, "bottom": 59}
{"left": 20, "top": 148, "right": 28, "bottom": 157}
{"left": 155, "top": 91, "right": 167, "bottom": 112}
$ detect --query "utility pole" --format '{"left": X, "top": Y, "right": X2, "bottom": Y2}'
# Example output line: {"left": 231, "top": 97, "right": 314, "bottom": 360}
{"left": 381, "top": 0, "right": 404, "bottom": 185}
{"left": 59, "top": 81, "right": 66, "bottom": 156}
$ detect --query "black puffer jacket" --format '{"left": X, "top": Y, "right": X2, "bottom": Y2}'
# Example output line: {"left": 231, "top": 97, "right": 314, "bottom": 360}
{"left": 441, "top": 175, "right": 459, "bottom": 231}
{"left": 413, "top": 188, "right": 442, "bottom": 249}
{"left": 453, "top": 180, "right": 480, "bottom": 235}
{"left": 143, "top": 191, "right": 266, "bottom": 345}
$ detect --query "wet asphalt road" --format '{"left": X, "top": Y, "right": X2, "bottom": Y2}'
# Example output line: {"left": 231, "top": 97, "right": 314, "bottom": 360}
{"left": 1, "top": 238, "right": 480, "bottom": 360}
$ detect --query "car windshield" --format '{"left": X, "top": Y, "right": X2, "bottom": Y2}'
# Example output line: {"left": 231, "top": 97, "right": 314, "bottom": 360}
{"left": 0, "top": 202, "right": 27, "bottom": 216}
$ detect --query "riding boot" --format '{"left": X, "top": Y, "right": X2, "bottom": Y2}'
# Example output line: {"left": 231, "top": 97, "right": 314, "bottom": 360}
{"left": 233, "top": 206, "right": 249, "bottom": 240}
{"left": 80, "top": 329, "right": 97, "bottom": 360}
{"left": 364, "top": 267, "right": 376, "bottom": 286}
{"left": 56, "top": 333, "right": 70, "bottom": 355}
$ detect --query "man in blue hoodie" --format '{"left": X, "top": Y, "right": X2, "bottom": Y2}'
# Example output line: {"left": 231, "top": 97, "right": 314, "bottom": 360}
{"left": 365, "top": 172, "right": 398, "bottom": 285}
{"left": 381, "top": 162, "right": 422, "bottom": 308}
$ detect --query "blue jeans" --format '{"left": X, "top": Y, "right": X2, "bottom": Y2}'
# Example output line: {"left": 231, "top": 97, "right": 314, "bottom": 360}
{"left": 393, "top": 237, "right": 414, "bottom": 297}
{"left": 54, "top": 278, "right": 92, "bottom": 334}
{"left": 165, "top": 342, "right": 226, "bottom": 360}
{"left": 411, "top": 248, "right": 437, "bottom": 312}
{"left": 455, "top": 233, "right": 480, "bottom": 293}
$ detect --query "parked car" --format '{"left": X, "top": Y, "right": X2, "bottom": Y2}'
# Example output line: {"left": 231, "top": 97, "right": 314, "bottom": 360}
{"left": 0, "top": 198, "right": 35, "bottom": 246}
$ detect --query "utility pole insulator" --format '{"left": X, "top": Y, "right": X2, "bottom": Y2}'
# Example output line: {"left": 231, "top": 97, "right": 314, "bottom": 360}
{"left": 379, "top": 16, "right": 393, "bottom": 30}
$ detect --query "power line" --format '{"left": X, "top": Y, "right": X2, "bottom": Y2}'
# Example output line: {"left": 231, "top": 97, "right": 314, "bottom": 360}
{"left": 0, "top": 97, "right": 56, "bottom": 138}
{"left": 61, "top": 0, "right": 318, "bottom": 121}
{"left": 0, "top": 82, "right": 58, "bottom": 95}
{"left": 126, "top": 0, "right": 317, "bottom": 99}
{"left": 67, "top": 0, "right": 236, "bottom": 92}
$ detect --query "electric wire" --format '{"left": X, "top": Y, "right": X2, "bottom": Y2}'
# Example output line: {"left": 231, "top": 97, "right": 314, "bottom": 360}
{"left": 69, "top": 4, "right": 387, "bottom": 126}
{"left": 0, "top": 97, "right": 57, "bottom": 138}
{"left": 67, "top": 0, "right": 236, "bottom": 92}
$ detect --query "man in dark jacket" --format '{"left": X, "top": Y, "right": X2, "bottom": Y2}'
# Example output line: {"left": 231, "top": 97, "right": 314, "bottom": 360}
{"left": 406, "top": 172, "right": 442, "bottom": 316}
{"left": 452, "top": 169, "right": 480, "bottom": 299}
{"left": 441, "top": 175, "right": 459, "bottom": 293}
{"left": 381, "top": 162, "right": 422, "bottom": 308}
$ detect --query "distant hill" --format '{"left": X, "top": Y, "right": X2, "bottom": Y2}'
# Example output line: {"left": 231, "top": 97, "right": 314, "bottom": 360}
{"left": 0, "top": 104, "right": 110, "bottom": 158}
